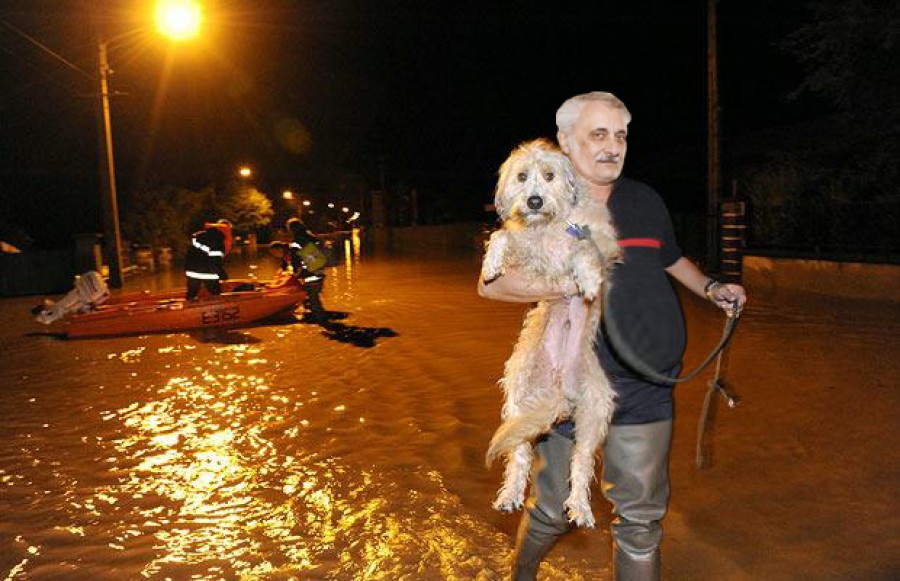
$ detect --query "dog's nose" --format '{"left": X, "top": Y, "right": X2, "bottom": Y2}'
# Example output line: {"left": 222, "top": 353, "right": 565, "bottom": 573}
{"left": 526, "top": 195, "right": 543, "bottom": 210}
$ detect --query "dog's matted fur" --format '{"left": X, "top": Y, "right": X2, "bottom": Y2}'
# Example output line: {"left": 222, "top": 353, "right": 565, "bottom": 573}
{"left": 482, "top": 138, "right": 620, "bottom": 527}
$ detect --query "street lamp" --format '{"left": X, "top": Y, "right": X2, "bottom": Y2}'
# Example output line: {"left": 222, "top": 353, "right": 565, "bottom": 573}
{"left": 238, "top": 165, "right": 253, "bottom": 179}
{"left": 97, "top": 0, "right": 202, "bottom": 288}
{"left": 155, "top": 0, "right": 203, "bottom": 40}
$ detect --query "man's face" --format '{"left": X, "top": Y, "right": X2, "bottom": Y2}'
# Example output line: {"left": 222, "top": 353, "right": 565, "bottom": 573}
{"left": 558, "top": 101, "right": 628, "bottom": 187}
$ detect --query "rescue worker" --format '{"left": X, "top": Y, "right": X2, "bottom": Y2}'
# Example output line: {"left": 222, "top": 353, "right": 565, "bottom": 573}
{"left": 185, "top": 219, "right": 232, "bottom": 299}
{"left": 285, "top": 217, "right": 328, "bottom": 321}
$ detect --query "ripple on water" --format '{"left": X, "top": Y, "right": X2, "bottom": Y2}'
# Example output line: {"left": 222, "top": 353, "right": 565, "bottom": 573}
{"left": 0, "top": 255, "right": 620, "bottom": 579}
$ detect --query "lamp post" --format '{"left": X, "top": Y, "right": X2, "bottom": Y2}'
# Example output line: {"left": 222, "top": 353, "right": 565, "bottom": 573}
{"left": 96, "top": 38, "right": 124, "bottom": 288}
{"left": 706, "top": 0, "right": 721, "bottom": 272}
{"left": 95, "top": 0, "right": 203, "bottom": 288}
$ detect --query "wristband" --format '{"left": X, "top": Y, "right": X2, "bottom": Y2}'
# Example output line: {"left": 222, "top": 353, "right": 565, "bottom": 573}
{"left": 703, "top": 278, "right": 722, "bottom": 300}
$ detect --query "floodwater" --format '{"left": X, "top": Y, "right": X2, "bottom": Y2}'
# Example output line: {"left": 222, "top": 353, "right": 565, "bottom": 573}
{"left": 1, "top": 241, "right": 898, "bottom": 580}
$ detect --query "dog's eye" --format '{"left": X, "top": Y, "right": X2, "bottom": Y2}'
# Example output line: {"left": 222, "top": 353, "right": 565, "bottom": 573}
{"left": 544, "top": 172, "right": 555, "bottom": 181}
{"left": 517, "top": 172, "right": 527, "bottom": 182}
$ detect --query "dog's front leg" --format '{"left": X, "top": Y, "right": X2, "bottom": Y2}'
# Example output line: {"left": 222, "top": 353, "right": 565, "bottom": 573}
{"left": 570, "top": 243, "right": 604, "bottom": 301}
{"left": 481, "top": 230, "right": 510, "bottom": 283}
{"left": 494, "top": 442, "right": 532, "bottom": 512}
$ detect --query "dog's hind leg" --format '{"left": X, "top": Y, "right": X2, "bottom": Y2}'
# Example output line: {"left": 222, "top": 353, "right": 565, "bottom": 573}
{"left": 494, "top": 442, "right": 533, "bottom": 512}
{"left": 565, "top": 432, "right": 599, "bottom": 528}
{"left": 564, "top": 375, "right": 615, "bottom": 527}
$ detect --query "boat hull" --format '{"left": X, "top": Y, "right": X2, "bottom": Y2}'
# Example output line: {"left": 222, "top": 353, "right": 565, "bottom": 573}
{"left": 62, "top": 277, "right": 306, "bottom": 338}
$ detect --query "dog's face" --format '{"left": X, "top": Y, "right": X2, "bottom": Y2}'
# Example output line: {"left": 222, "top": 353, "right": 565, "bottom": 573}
{"left": 494, "top": 139, "right": 578, "bottom": 228}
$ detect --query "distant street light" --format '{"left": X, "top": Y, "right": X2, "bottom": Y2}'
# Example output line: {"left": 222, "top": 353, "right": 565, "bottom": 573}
{"left": 238, "top": 166, "right": 253, "bottom": 178}
{"left": 282, "top": 190, "right": 294, "bottom": 200}
{"left": 154, "top": 0, "right": 203, "bottom": 41}
{"left": 97, "top": 0, "right": 203, "bottom": 288}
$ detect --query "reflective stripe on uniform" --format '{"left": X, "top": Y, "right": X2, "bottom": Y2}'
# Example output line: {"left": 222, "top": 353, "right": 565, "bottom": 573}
{"left": 186, "top": 270, "right": 221, "bottom": 280}
{"left": 192, "top": 238, "right": 224, "bottom": 257}
{"left": 289, "top": 242, "right": 302, "bottom": 249}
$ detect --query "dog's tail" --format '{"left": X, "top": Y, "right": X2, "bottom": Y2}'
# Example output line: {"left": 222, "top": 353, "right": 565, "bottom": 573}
{"left": 485, "top": 397, "right": 566, "bottom": 467}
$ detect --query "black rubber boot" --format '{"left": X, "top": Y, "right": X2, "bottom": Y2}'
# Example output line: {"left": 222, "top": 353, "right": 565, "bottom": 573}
{"left": 612, "top": 544, "right": 660, "bottom": 581}
{"left": 602, "top": 420, "right": 672, "bottom": 581}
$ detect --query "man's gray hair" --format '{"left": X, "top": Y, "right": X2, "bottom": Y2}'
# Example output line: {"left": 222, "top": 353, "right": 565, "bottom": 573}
{"left": 556, "top": 91, "right": 632, "bottom": 135}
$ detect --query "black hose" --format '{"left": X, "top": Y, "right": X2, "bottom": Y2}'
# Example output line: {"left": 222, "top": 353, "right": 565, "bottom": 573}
{"left": 606, "top": 302, "right": 742, "bottom": 385}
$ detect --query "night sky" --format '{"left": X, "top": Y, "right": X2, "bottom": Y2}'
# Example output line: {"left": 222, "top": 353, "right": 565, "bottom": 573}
{"left": 1, "top": 0, "right": 823, "bottom": 247}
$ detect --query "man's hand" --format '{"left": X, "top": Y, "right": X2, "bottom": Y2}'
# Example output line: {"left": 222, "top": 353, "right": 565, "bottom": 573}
{"left": 705, "top": 281, "right": 747, "bottom": 313}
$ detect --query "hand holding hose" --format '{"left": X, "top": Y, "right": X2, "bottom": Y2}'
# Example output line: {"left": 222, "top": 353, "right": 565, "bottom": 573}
{"left": 704, "top": 280, "right": 747, "bottom": 317}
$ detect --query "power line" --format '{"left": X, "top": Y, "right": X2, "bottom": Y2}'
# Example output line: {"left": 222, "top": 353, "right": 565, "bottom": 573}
{"left": 0, "top": 18, "right": 92, "bottom": 79}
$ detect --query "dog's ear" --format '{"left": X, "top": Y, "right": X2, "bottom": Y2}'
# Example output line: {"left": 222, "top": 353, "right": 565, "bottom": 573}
{"left": 563, "top": 156, "right": 580, "bottom": 206}
{"left": 493, "top": 187, "right": 506, "bottom": 220}
{"left": 494, "top": 151, "right": 520, "bottom": 221}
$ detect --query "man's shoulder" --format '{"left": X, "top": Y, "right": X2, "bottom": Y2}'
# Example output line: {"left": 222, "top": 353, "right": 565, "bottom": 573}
{"left": 617, "top": 177, "right": 663, "bottom": 199}
{"left": 612, "top": 178, "right": 669, "bottom": 214}
{"left": 197, "top": 227, "right": 226, "bottom": 246}
{"left": 207, "top": 228, "right": 226, "bottom": 240}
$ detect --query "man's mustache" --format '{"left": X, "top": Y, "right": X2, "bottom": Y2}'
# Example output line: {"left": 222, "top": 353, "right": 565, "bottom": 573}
{"left": 595, "top": 154, "right": 620, "bottom": 163}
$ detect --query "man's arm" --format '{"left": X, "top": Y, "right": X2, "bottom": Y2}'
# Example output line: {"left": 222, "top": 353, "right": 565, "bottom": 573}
{"left": 477, "top": 268, "right": 575, "bottom": 303}
{"left": 665, "top": 256, "right": 747, "bottom": 309}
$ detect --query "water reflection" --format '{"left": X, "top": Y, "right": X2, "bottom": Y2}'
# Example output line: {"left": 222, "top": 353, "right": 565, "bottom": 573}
{"left": 1, "top": 250, "right": 603, "bottom": 580}
{"left": 92, "top": 351, "right": 311, "bottom": 578}
{"left": 74, "top": 345, "right": 504, "bottom": 580}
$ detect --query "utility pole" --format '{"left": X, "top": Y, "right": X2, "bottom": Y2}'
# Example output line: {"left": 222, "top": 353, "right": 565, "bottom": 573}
{"left": 706, "top": 0, "right": 721, "bottom": 272}
{"left": 97, "top": 38, "right": 124, "bottom": 288}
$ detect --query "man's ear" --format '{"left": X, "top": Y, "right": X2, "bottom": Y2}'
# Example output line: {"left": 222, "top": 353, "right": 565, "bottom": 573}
{"left": 557, "top": 132, "right": 570, "bottom": 155}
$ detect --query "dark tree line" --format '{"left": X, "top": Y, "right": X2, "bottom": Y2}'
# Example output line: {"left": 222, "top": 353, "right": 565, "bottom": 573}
{"left": 744, "top": 0, "right": 899, "bottom": 254}
{"left": 121, "top": 181, "right": 273, "bottom": 255}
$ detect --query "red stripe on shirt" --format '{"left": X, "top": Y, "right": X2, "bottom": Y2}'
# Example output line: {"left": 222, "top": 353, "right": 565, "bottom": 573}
{"left": 618, "top": 237, "right": 663, "bottom": 248}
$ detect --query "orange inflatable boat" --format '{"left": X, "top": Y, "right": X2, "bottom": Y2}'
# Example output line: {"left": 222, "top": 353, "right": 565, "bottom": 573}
{"left": 36, "top": 273, "right": 306, "bottom": 338}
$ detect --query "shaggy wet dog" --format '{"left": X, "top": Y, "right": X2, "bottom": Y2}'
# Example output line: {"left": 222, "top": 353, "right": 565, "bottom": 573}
{"left": 482, "top": 138, "right": 620, "bottom": 527}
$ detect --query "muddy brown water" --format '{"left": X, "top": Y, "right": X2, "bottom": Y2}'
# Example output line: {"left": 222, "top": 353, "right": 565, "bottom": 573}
{"left": 1, "top": 244, "right": 898, "bottom": 580}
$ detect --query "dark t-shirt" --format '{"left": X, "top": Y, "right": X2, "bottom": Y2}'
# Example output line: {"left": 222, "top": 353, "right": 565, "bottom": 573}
{"left": 596, "top": 178, "right": 686, "bottom": 424}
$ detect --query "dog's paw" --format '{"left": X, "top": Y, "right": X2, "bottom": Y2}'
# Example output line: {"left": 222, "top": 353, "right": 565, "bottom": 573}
{"left": 574, "top": 270, "right": 602, "bottom": 301}
{"left": 564, "top": 496, "right": 596, "bottom": 528}
{"left": 494, "top": 485, "right": 525, "bottom": 513}
{"left": 493, "top": 495, "right": 524, "bottom": 513}
{"left": 482, "top": 263, "right": 503, "bottom": 284}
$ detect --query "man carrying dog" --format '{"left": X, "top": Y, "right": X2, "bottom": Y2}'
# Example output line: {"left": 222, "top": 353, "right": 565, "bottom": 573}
{"left": 479, "top": 91, "right": 747, "bottom": 580}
